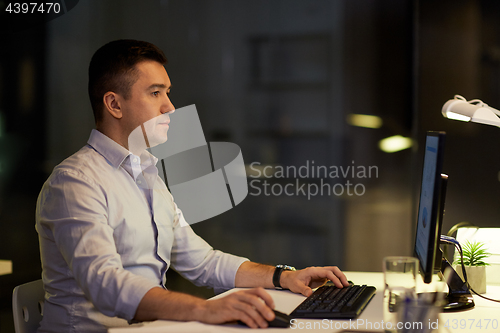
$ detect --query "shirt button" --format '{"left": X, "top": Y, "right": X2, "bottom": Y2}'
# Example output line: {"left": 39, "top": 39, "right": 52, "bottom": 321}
{"left": 137, "top": 180, "right": 142, "bottom": 184}
{"left": 134, "top": 157, "right": 139, "bottom": 163}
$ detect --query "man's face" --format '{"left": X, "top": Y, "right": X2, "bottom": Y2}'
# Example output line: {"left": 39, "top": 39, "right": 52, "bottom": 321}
{"left": 121, "top": 60, "right": 174, "bottom": 151}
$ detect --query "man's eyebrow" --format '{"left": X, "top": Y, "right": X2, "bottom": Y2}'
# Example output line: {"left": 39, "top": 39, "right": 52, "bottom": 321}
{"left": 147, "top": 83, "right": 170, "bottom": 90}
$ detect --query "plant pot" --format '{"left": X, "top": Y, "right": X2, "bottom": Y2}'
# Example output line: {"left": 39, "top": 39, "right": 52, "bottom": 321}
{"left": 454, "top": 265, "right": 486, "bottom": 294}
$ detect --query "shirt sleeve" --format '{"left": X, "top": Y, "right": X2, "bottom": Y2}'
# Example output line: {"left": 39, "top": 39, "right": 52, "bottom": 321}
{"left": 36, "top": 169, "right": 158, "bottom": 320}
{"left": 169, "top": 200, "right": 249, "bottom": 293}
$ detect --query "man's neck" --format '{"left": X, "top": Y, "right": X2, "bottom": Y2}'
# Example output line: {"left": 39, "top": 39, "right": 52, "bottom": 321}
{"left": 96, "top": 122, "right": 149, "bottom": 156}
{"left": 96, "top": 124, "right": 126, "bottom": 147}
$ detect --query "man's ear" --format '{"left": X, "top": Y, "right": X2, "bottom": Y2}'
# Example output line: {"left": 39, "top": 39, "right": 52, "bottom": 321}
{"left": 103, "top": 91, "right": 122, "bottom": 119}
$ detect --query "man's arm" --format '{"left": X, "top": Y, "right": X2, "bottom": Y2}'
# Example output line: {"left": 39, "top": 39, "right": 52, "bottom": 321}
{"left": 234, "top": 262, "right": 275, "bottom": 288}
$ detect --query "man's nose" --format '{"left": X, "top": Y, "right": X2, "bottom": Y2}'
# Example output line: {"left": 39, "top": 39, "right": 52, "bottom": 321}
{"left": 161, "top": 97, "right": 175, "bottom": 114}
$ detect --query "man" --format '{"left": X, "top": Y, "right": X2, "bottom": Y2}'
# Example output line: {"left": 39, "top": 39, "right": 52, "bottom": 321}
{"left": 36, "top": 39, "right": 348, "bottom": 332}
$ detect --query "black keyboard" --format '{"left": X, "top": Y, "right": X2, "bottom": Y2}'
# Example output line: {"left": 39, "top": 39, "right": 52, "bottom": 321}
{"left": 290, "top": 284, "right": 376, "bottom": 319}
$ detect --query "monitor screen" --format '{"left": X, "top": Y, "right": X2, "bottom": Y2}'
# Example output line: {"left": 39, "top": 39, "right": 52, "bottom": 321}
{"left": 414, "top": 131, "right": 446, "bottom": 284}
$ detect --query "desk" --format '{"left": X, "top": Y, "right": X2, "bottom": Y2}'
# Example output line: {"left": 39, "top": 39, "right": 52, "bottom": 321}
{"left": 109, "top": 271, "right": 500, "bottom": 333}
{"left": 0, "top": 260, "right": 12, "bottom": 275}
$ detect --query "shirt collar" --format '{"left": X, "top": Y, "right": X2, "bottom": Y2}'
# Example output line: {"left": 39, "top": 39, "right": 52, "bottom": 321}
{"left": 87, "top": 129, "right": 158, "bottom": 170}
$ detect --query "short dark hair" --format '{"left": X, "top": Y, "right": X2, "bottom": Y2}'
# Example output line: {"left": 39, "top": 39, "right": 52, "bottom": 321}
{"left": 88, "top": 39, "right": 167, "bottom": 123}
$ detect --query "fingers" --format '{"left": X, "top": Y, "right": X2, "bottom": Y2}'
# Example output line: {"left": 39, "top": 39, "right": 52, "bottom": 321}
{"left": 248, "top": 287, "right": 275, "bottom": 309}
{"left": 323, "top": 266, "right": 349, "bottom": 288}
{"left": 232, "top": 288, "right": 275, "bottom": 328}
{"left": 289, "top": 266, "right": 349, "bottom": 291}
{"left": 233, "top": 299, "right": 269, "bottom": 328}
{"left": 233, "top": 303, "right": 266, "bottom": 328}
{"left": 200, "top": 288, "right": 276, "bottom": 328}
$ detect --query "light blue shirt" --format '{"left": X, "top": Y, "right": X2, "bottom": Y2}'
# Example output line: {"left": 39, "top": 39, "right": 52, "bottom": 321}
{"left": 36, "top": 129, "right": 248, "bottom": 332}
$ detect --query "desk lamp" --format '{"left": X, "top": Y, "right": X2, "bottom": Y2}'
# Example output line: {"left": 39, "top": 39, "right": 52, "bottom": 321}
{"left": 440, "top": 95, "right": 500, "bottom": 306}
{"left": 442, "top": 95, "right": 500, "bottom": 127}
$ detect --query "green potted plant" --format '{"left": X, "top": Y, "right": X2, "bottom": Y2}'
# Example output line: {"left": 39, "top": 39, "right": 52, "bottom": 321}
{"left": 453, "top": 240, "right": 491, "bottom": 294}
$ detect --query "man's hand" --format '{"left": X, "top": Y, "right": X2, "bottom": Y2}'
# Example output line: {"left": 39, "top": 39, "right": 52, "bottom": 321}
{"left": 280, "top": 266, "right": 349, "bottom": 297}
{"left": 196, "top": 287, "right": 275, "bottom": 329}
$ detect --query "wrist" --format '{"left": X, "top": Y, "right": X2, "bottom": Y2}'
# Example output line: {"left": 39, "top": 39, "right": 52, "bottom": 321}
{"left": 280, "top": 270, "right": 293, "bottom": 290}
{"left": 192, "top": 300, "right": 208, "bottom": 322}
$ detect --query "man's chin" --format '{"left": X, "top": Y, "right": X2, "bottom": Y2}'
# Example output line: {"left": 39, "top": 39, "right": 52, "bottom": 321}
{"left": 148, "top": 134, "right": 168, "bottom": 148}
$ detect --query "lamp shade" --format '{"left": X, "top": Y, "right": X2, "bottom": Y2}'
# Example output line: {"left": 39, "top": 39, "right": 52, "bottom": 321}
{"left": 442, "top": 95, "right": 500, "bottom": 127}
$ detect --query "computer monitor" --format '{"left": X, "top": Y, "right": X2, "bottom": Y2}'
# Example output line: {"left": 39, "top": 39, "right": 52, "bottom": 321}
{"left": 414, "top": 131, "right": 446, "bottom": 284}
{"left": 413, "top": 131, "right": 474, "bottom": 312}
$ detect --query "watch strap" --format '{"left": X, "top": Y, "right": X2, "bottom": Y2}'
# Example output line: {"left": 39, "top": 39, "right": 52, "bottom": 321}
{"left": 273, "top": 264, "right": 296, "bottom": 289}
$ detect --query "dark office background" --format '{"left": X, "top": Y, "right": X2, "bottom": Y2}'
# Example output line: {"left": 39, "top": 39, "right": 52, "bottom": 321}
{"left": 1, "top": 0, "right": 500, "bottom": 331}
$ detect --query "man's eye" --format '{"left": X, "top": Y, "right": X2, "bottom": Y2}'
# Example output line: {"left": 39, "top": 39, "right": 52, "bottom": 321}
{"left": 152, "top": 91, "right": 160, "bottom": 97}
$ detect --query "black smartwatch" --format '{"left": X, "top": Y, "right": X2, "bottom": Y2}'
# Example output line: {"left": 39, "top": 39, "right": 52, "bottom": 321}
{"left": 273, "top": 264, "right": 296, "bottom": 289}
